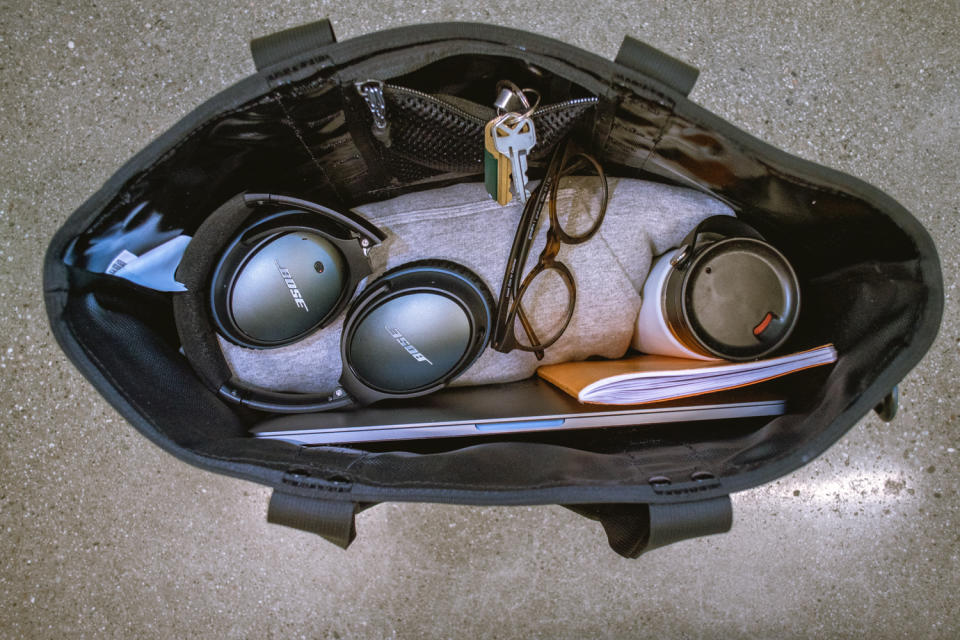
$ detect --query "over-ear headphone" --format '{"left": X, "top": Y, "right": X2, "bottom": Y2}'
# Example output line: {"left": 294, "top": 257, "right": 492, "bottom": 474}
{"left": 173, "top": 193, "right": 494, "bottom": 413}
{"left": 209, "top": 194, "right": 383, "bottom": 348}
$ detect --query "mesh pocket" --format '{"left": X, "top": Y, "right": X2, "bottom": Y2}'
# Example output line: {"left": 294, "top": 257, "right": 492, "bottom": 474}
{"left": 361, "top": 84, "right": 597, "bottom": 176}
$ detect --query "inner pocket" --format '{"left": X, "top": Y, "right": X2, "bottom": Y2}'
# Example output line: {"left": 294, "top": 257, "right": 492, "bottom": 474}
{"left": 354, "top": 80, "right": 598, "bottom": 176}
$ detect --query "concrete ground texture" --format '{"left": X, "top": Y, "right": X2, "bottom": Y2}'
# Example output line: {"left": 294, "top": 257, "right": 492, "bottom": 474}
{"left": 1, "top": 1, "right": 957, "bottom": 638}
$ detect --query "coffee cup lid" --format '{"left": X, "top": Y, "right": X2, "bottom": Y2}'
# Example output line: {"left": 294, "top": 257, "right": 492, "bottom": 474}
{"left": 682, "top": 237, "right": 799, "bottom": 360}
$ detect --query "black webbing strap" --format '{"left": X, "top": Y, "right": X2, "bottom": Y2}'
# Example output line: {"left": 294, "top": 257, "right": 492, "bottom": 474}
{"left": 267, "top": 493, "right": 730, "bottom": 555}
{"left": 615, "top": 35, "right": 699, "bottom": 97}
{"left": 267, "top": 491, "right": 359, "bottom": 549}
{"left": 250, "top": 18, "right": 336, "bottom": 73}
{"left": 566, "top": 496, "right": 733, "bottom": 558}
{"left": 874, "top": 385, "right": 899, "bottom": 422}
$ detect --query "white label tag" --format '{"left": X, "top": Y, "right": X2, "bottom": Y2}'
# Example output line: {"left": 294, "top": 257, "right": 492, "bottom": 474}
{"left": 105, "top": 249, "right": 139, "bottom": 275}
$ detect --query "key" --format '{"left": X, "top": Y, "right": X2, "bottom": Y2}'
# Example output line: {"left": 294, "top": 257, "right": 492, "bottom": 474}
{"left": 483, "top": 119, "right": 499, "bottom": 200}
{"left": 496, "top": 135, "right": 513, "bottom": 205}
{"left": 493, "top": 116, "right": 537, "bottom": 204}
{"left": 484, "top": 118, "right": 513, "bottom": 205}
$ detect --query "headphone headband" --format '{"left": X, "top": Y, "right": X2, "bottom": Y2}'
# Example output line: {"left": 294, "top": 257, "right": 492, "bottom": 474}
{"left": 243, "top": 193, "right": 386, "bottom": 246}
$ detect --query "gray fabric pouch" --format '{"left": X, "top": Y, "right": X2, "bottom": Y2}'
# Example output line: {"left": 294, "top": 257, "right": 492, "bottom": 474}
{"left": 219, "top": 177, "right": 733, "bottom": 393}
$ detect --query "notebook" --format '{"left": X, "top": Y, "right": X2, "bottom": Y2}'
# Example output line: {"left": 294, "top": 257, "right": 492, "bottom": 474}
{"left": 537, "top": 344, "right": 837, "bottom": 405}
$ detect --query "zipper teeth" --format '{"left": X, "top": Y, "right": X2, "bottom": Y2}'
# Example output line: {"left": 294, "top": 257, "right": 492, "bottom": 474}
{"left": 384, "top": 84, "right": 487, "bottom": 124}
{"left": 384, "top": 84, "right": 598, "bottom": 123}
{"left": 533, "top": 96, "right": 599, "bottom": 115}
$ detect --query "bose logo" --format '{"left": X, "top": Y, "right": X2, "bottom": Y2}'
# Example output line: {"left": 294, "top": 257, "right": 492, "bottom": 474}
{"left": 275, "top": 261, "right": 309, "bottom": 311}
{"left": 386, "top": 327, "right": 433, "bottom": 365}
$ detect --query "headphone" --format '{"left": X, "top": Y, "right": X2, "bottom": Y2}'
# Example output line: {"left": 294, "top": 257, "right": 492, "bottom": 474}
{"left": 173, "top": 193, "right": 495, "bottom": 413}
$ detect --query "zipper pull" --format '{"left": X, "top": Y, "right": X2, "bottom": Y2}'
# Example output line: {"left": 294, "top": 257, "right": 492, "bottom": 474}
{"left": 354, "top": 80, "right": 392, "bottom": 148}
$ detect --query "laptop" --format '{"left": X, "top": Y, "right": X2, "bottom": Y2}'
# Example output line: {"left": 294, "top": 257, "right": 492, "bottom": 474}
{"left": 251, "top": 377, "right": 786, "bottom": 445}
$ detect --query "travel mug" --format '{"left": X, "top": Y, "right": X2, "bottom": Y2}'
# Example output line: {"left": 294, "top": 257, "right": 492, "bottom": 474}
{"left": 633, "top": 216, "right": 800, "bottom": 361}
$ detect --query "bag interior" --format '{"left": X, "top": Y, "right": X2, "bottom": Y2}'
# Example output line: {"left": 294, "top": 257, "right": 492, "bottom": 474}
{"left": 50, "top": 48, "right": 938, "bottom": 500}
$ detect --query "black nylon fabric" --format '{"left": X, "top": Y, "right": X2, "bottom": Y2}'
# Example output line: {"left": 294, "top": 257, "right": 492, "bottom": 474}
{"left": 250, "top": 19, "right": 337, "bottom": 72}
{"left": 42, "top": 23, "right": 943, "bottom": 553}
{"left": 267, "top": 491, "right": 358, "bottom": 548}
{"left": 614, "top": 35, "right": 699, "bottom": 97}
{"left": 566, "top": 496, "right": 732, "bottom": 558}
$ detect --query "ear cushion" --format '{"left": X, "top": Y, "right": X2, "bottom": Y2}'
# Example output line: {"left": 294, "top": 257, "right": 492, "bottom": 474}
{"left": 341, "top": 259, "right": 495, "bottom": 395}
{"left": 173, "top": 194, "right": 254, "bottom": 391}
{"left": 396, "top": 258, "right": 497, "bottom": 305}
{"left": 358, "top": 258, "right": 495, "bottom": 310}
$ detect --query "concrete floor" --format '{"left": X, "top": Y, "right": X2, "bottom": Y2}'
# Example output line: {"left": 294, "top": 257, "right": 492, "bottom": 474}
{"left": 2, "top": 1, "right": 958, "bottom": 638}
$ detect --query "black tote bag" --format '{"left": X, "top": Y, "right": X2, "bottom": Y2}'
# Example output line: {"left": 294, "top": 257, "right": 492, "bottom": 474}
{"left": 43, "top": 20, "right": 943, "bottom": 557}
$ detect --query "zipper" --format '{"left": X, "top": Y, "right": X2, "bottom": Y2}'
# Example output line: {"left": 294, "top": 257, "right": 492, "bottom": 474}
{"left": 354, "top": 80, "right": 392, "bottom": 147}
{"left": 383, "top": 83, "right": 490, "bottom": 126}
{"left": 355, "top": 79, "right": 599, "bottom": 145}
{"left": 532, "top": 97, "right": 599, "bottom": 116}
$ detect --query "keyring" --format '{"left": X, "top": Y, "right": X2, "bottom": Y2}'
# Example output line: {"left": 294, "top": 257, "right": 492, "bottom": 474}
{"left": 516, "top": 89, "right": 541, "bottom": 119}
{"left": 495, "top": 80, "right": 541, "bottom": 125}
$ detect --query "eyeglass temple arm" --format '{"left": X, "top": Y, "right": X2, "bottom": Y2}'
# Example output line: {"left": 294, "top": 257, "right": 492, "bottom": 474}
{"left": 492, "top": 170, "right": 555, "bottom": 347}
{"left": 516, "top": 303, "right": 546, "bottom": 360}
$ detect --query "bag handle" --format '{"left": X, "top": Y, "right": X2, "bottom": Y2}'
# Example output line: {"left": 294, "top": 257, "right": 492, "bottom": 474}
{"left": 874, "top": 384, "right": 899, "bottom": 422}
{"left": 564, "top": 498, "right": 732, "bottom": 557}
{"left": 250, "top": 18, "right": 336, "bottom": 73}
{"left": 267, "top": 490, "right": 370, "bottom": 548}
{"left": 267, "top": 491, "right": 732, "bottom": 557}
{"left": 615, "top": 35, "right": 699, "bottom": 96}
{"left": 249, "top": 20, "right": 697, "bottom": 96}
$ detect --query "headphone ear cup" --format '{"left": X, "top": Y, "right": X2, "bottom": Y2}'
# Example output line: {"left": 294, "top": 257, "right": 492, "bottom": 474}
{"left": 179, "top": 195, "right": 377, "bottom": 350}
{"left": 210, "top": 227, "right": 350, "bottom": 348}
{"left": 340, "top": 260, "right": 494, "bottom": 399}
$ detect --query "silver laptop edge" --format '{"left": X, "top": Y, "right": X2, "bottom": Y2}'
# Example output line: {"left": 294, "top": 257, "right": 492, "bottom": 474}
{"left": 253, "top": 399, "right": 785, "bottom": 445}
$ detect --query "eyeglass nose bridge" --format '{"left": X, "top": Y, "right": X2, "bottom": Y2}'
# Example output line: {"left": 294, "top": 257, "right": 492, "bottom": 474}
{"left": 540, "top": 226, "right": 566, "bottom": 265}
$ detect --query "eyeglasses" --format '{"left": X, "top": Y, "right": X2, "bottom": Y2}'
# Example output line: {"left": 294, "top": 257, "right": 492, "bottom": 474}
{"left": 491, "top": 138, "right": 608, "bottom": 360}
